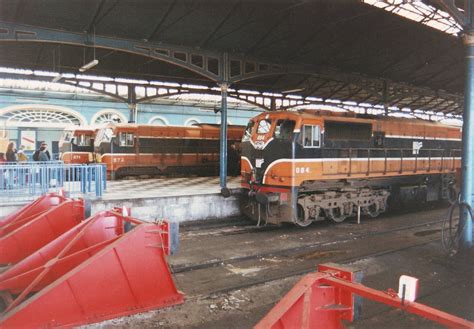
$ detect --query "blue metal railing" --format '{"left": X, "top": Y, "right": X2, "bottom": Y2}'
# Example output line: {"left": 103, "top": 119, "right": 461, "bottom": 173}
{"left": 2, "top": 160, "right": 64, "bottom": 166}
{"left": 0, "top": 162, "right": 107, "bottom": 201}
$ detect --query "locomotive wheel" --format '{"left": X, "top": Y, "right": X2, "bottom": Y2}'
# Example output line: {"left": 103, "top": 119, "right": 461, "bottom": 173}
{"left": 326, "top": 207, "right": 347, "bottom": 223}
{"left": 365, "top": 202, "right": 380, "bottom": 218}
{"left": 295, "top": 204, "right": 312, "bottom": 227}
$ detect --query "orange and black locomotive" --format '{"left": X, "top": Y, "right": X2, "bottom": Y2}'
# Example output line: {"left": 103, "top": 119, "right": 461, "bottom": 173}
{"left": 59, "top": 127, "right": 96, "bottom": 164}
{"left": 94, "top": 123, "right": 245, "bottom": 179}
{"left": 240, "top": 110, "right": 461, "bottom": 226}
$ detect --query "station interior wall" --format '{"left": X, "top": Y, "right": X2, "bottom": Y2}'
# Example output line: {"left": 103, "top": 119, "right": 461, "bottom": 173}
{"left": 0, "top": 88, "right": 262, "bottom": 156}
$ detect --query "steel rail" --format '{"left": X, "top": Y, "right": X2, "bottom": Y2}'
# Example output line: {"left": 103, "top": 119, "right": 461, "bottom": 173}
{"left": 172, "top": 218, "right": 445, "bottom": 274}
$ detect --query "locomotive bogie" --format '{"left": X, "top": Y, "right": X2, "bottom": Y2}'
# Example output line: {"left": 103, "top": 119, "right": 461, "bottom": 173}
{"left": 297, "top": 188, "right": 389, "bottom": 224}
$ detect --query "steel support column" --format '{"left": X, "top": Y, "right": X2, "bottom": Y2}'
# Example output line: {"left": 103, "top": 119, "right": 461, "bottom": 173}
{"left": 460, "top": 32, "right": 474, "bottom": 249}
{"left": 383, "top": 80, "right": 389, "bottom": 115}
{"left": 219, "top": 82, "right": 229, "bottom": 189}
{"left": 127, "top": 85, "right": 137, "bottom": 123}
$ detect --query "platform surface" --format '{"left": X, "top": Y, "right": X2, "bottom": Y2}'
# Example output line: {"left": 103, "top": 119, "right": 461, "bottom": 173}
{"left": 102, "top": 176, "right": 241, "bottom": 200}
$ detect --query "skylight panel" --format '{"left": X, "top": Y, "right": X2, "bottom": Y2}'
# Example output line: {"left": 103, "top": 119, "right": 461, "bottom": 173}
{"left": 363, "top": 0, "right": 461, "bottom": 36}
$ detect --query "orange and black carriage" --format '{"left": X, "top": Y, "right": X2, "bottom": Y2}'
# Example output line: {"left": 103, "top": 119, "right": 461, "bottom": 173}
{"left": 94, "top": 123, "right": 245, "bottom": 179}
{"left": 240, "top": 110, "right": 461, "bottom": 227}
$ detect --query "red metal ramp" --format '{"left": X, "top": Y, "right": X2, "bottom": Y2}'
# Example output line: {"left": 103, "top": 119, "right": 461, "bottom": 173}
{"left": 0, "top": 210, "right": 184, "bottom": 327}
{"left": 255, "top": 263, "right": 474, "bottom": 329}
{"left": 0, "top": 197, "right": 84, "bottom": 265}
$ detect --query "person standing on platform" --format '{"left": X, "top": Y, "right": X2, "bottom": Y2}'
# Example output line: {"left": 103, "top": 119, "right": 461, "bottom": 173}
{"left": 38, "top": 144, "right": 50, "bottom": 162}
{"left": 17, "top": 145, "right": 28, "bottom": 162}
{"left": 227, "top": 142, "right": 240, "bottom": 176}
{"left": 33, "top": 142, "right": 51, "bottom": 161}
{"left": 42, "top": 142, "right": 51, "bottom": 160}
{"left": 5, "top": 142, "right": 18, "bottom": 162}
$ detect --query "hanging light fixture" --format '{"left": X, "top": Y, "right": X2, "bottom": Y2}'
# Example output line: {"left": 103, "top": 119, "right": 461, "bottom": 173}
{"left": 51, "top": 74, "right": 63, "bottom": 82}
{"left": 281, "top": 88, "right": 305, "bottom": 94}
{"left": 51, "top": 46, "right": 64, "bottom": 82}
{"left": 79, "top": 59, "right": 99, "bottom": 72}
{"left": 79, "top": 26, "right": 99, "bottom": 72}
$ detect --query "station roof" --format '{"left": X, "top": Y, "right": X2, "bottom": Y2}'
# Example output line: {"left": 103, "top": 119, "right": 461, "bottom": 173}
{"left": 0, "top": 0, "right": 466, "bottom": 115}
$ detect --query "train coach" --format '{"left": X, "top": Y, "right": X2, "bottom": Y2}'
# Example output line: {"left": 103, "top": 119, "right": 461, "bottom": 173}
{"left": 59, "top": 127, "right": 96, "bottom": 164}
{"left": 94, "top": 123, "right": 245, "bottom": 179}
{"left": 240, "top": 110, "right": 461, "bottom": 227}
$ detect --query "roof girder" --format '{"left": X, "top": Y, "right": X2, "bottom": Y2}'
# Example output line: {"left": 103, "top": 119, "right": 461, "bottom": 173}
{"left": 0, "top": 20, "right": 464, "bottom": 114}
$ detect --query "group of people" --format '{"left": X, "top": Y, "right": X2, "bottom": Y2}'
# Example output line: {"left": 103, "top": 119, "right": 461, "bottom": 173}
{"left": 2, "top": 142, "right": 51, "bottom": 163}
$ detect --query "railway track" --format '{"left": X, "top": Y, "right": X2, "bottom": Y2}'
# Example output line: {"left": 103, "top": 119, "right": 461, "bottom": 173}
{"left": 195, "top": 237, "right": 440, "bottom": 299}
{"left": 172, "top": 218, "right": 444, "bottom": 274}
{"left": 179, "top": 203, "right": 447, "bottom": 239}
{"left": 171, "top": 206, "right": 452, "bottom": 301}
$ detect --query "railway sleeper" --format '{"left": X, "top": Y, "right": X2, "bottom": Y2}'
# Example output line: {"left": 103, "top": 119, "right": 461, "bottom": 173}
{"left": 297, "top": 189, "right": 390, "bottom": 226}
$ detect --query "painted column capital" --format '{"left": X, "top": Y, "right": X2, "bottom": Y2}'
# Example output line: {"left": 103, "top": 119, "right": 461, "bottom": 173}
{"left": 218, "top": 82, "right": 229, "bottom": 92}
{"left": 463, "top": 32, "right": 474, "bottom": 46}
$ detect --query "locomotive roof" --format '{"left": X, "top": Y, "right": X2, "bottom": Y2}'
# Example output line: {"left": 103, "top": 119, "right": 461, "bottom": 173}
{"left": 251, "top": 110, "right": 460, "bottom": 129}
{"left": 65, "top": 127, "right": 96, "bottom": 133}
{"left": 100, "top": 122, "right": 245, "bottom": 130}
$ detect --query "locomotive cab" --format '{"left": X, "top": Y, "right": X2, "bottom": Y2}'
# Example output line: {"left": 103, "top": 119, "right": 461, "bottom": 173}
{"left": 94, "top": 125, "right": 138, "bottom": 178}
{"left": 59, "top": 128, "right": 95, "bottom": 164}
{"left": 241, "top": 112, "right": 318, "bottom": 226}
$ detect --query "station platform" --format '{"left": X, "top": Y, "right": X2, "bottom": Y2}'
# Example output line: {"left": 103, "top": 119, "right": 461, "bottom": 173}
{"left": 92, "top": 176, "right": 242, "bottom": 221}
{"left": 0, "top": 176, "right": 242, "bottom": 222}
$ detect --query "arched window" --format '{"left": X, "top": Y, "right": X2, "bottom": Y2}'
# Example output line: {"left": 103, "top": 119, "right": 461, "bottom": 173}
{"left": 148, "top": 116, "right": 169, "bottom": 126}
{"left": 91, "top": 110, "right": 127, "bottom": 125}
{"left": 185, "top": 118, "right": 201, "bottom": 126}
{"left": 0, "top": 104, "right": 86, "bottom": 128}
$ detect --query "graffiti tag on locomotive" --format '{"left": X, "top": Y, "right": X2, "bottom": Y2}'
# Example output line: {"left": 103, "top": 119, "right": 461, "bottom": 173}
{"left": 93, "top": 123, "right": 245, "bottom": 179}
{"left": 240, "top": 110, "right": 461, "bottom": 227}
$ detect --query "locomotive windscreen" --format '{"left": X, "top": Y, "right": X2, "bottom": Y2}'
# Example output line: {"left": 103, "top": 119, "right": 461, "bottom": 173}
{"left": 324, "top": 121, "right": 372, "bottom": 140}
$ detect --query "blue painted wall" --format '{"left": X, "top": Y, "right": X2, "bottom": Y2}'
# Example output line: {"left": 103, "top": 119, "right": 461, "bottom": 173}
{"left": 0, "top": 88, "right": 262, "bottom": 155}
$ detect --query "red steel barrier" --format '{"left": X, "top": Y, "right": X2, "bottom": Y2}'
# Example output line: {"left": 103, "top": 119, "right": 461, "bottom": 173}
{"left": 0, "top": 194, "right": 84, "bottom": 265}
{"left": 255, "top": 263, "right": 474, "bottom": 329}
{"left": 0, "top": 209, "right": 184, "bottom": 327}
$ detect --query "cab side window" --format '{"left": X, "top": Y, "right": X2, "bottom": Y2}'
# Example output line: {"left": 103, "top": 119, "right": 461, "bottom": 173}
{"left": 373, "top": 132, "right": 385, "bottom": 147}
{"left": 301, "top": 125, "right": 320, "bottom": 148}
{"left": 119, "top": 132, "right": 134, "bottom": 147}
{"left": 77, "top": 134, "right": 91, "bottom": 147}
{"left": 274, "top": 120, "right": 296, "bottom": 140}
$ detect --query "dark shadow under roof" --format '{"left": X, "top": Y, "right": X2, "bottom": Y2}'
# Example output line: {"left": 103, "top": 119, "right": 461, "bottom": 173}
{"left": 0, "top": 0, "right": 465, "bottom": 114}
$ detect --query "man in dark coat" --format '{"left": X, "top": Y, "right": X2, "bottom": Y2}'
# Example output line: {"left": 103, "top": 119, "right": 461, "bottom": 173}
{"left": 227, "top": 142, "right": 240, "bottom": 176}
